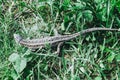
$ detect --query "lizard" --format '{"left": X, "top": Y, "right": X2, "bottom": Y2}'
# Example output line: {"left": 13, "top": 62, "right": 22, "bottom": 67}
{"left": 14, "top": 27, "right": 119, "bottom": 54}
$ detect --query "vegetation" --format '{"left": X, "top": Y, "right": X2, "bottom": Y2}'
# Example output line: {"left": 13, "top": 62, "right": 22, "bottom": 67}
{"left": 0, "top": 0, "right": 120, "bottom": 80}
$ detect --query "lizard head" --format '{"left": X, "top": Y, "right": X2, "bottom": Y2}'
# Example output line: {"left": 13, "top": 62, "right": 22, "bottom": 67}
{"left": 13, "top": 34, "right": 23, "bottom": 43}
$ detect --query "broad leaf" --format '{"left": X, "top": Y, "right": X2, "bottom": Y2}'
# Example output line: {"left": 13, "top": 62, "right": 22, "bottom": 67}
{"left": 8, "top": 53, "right": 20, "bottom": 62}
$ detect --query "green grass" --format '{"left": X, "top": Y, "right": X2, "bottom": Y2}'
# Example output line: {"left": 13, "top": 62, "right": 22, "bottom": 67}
{"left": 0, "top": 0, "right": 120, "bottom": 80}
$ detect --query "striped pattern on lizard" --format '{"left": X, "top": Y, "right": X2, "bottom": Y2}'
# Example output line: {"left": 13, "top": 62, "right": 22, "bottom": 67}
{"left": 14, "top": 27, "right": 119, "bottom": 54}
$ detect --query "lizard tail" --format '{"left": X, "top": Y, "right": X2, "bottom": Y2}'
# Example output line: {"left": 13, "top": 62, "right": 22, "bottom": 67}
{"left": 13, "top": 34, "right": 23, "bottom": 43}
{"left": 81, "top": 28, "right": 119, "bottom": 34}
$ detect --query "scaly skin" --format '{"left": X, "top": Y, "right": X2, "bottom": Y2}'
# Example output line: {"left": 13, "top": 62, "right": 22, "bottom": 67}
{"left": 14, "top": 28, "right": 119, "bottom": 49}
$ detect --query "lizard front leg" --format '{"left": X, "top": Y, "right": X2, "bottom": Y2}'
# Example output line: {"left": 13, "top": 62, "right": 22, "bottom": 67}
{"left": 53, "top": 29, "right": 61, "bottom": 36}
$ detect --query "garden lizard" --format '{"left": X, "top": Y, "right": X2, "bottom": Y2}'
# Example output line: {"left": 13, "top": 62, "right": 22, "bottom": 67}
{"left": 14, "top": 27, "right": 119, "bottom": 54}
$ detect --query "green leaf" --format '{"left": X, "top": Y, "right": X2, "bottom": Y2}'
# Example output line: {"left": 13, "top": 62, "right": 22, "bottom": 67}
{"left": 8, "top": 53, "right": 20, "bottom": 62}
{"left": 116, "top": 1, "right": 120, "bottom": 12}
{"left": 77, "top": 12, "right": 82, "bottom": 22}
{"left": 62, "top": 0, "right": 71, "bottom": 10}
{"left": 10, "top": 70, "right": 19, "bottom": 80}
{"left": 19, "top": 1, "right": 26, "bottom": 7}
{"left": 107, "top": 52, "right": 116, "bottom": 63}
{"left": 64, "top": 15, "right": 69, "bottom": 23}
{"left": 63, "top": 0, "right": 70, "bottom": 6}
{"left": 85, "top": 36, "right": 90, "bottom": 41}
{"left": 92, "top": 34, "right": 96, "bottom": 41}
{"left": 97, "top": 8, "right": 106, "bottom": 21}
{"left": 14, "top": 57, "right": 27, "bottom": 73}
{"left": 115, "top": 54, "right": 120, "bottom": 62}
{"left": 20, "top": 58, "right": 27, "bottom": 73}
{"left": 94, "top": 0, "right": 102, "bottom": 4}
{"left": 74, "top": 2, "right": 86, "bottom": 9}
{"left": 83, "top": 10, "right": 93, "bottom": 22}
{"left": 95, "top": 76, "right": 102, "bottom": 80}
{"left": 9, "top": 53, "right": 27, "bottom": 73}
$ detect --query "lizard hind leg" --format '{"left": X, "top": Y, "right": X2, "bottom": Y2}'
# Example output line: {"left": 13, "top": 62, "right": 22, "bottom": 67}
{"left": 53, "top": 29, "right": 61, "bottom": 36}
{"left": 55, "top": 42, "right": 64, "bottom": 56}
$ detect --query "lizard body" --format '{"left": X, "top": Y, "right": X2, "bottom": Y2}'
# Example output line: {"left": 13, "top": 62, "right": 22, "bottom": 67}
{"left": 14, "top": 28, "right": 119, "bottom": 50}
